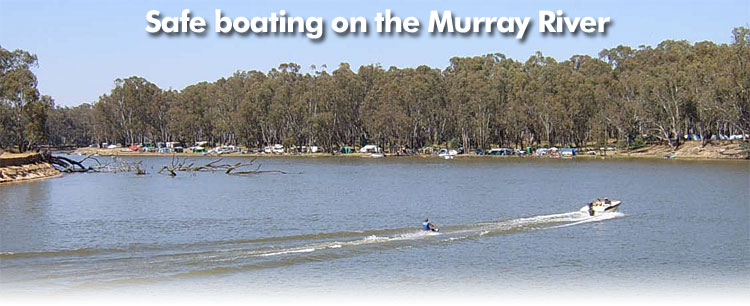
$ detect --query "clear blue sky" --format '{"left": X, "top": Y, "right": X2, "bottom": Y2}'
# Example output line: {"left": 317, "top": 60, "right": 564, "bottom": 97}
{"left": 1, "top": 0, "right": 748, "bottom": 106}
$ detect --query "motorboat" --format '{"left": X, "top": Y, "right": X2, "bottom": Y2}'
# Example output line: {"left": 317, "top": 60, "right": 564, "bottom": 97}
{"left": 370, "top": 153, "right": 385, "bottom": 158}
{"left": 580, "top": 198, "right": 621, "bottom": 216}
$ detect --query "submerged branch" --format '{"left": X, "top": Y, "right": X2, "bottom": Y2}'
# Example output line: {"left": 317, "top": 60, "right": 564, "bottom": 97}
{"left": 158, "top": 156, "right": 282, "bottom": 177}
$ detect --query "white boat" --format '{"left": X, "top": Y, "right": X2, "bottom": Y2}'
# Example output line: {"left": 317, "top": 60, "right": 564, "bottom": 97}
{"left": 370, "top": 153, "right": 385, "bottom": 158}
{"left": 580, "top": 199, "right": 621, "bottom": 216}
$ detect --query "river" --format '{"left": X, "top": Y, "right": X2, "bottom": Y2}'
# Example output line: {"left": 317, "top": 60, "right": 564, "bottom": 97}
{"left": 1, "top": 156, "right": 748, "bottom": 298}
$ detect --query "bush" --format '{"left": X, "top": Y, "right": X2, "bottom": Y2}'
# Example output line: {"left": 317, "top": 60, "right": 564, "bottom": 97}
{"left": 740, "top": 141, "right": 750, "bottom": 158}
{"left": 617, "top": 136, "right": 646, "bottom": 151}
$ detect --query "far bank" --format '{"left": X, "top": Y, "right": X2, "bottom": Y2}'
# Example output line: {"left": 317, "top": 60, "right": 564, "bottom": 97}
{"left": 69, "top": 141, "right": 748, "bottom": 161}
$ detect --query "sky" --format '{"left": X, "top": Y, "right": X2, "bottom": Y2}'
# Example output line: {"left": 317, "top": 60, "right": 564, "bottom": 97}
{"left": 1, "top": 0, "right": 748, "bottom": 106}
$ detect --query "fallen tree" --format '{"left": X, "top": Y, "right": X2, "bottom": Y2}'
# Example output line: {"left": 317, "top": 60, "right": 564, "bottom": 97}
{"left": 158, "top": 156, "right": 286, "bottom": 177}
{"left": 36, "top": 152, "right": 284, "bottom": 177}
{"left": 42, "top": 152, "right": 147, "bottom": 174}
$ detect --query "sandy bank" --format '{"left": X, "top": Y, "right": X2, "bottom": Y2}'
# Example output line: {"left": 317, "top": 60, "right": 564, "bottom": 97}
{"left": 0, "top": 153, "right": 61, "bottom": 184}
{"left": 614, "top": 141, "right": 747, "bottom": 160}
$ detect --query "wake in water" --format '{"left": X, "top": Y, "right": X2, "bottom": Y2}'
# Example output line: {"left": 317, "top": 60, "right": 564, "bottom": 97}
{"left": 0, "top": 210, "right": 624, "bottom": 290}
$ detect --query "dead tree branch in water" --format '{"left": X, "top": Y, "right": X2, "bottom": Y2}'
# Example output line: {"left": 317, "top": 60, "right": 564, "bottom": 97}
{"left": 227, "top": 162, "right": 287, "bottom": 175}
{"left": 44, "top": 152, "right": 146, "bottom": 174}
{"left": 47, "top": 155, "right": 89, "bottom": 172}
{"left": 157, "top": 155, "right": 284, "bottom": 177}
{"left": 43, "top": 153, "right": 282, "bottom": 177}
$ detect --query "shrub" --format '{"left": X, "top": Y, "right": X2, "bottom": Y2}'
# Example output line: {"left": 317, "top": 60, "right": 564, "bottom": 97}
{"left": 617, "top": 136, "right": 646, "bottom": 151}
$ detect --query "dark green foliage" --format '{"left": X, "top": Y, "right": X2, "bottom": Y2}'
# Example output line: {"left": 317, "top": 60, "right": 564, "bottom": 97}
{"left": 617, "top": 136, "right": 646, "bottom": 151}
{"left": 0, "top": 46, "right": 50, "bottom": 151}
{"left": 740, "top": 141, "right": 750, "bottom": 158}
{"left": 3, "top": 28, "right": 749, "bottom": 153}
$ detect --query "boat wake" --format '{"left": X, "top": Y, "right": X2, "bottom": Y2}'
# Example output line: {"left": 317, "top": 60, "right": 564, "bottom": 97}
{"left": 0, "top": 210, "right": 624, "bottom": 290}
{"left": 553, "top": 211, "right": 625, "bottom": 228}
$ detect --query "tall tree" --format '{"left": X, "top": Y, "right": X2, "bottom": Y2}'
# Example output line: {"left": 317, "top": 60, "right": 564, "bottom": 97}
{"left": 0, "top": 46, "right": 50, "bottom": 151}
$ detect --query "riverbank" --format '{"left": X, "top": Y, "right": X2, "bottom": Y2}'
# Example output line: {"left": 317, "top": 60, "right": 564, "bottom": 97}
{"left": 0, "top": 152, "right": 61, "bottom": 184}
{"left": 71, "top": 141, "right": 748, "bottom": 160}
{"left": 617, "top": 141, "right": 747, "bottom": 160}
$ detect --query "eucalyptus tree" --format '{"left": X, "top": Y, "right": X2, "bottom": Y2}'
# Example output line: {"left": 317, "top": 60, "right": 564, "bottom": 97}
{"left": 169, "top": 82, "right": 214, "bottom": 144}
{"left": 519, "top": 51, "right": 560, "bottom": 146}
{"left": 47, "top": 103, "right": 96, "bottom": 146}
{"left": 92, "top": 76, "right": 162, "bottom": 145}
{"left": 636, "top": 41, "right": 695, "bottom": 150}
{"left": 0, "top": 46, "right": 49, "bottom": 151}
{"left": 727, "top": 27, "right": 750, "bottom": 136}
{"left": 599, "top": 45, "right": 644, "bottom": 149}
{"left": 13, "top": 27, "right": 750, "bottom": 155}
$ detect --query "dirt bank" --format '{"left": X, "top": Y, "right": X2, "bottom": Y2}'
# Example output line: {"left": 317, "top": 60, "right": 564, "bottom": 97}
{"left": 616, "top": 141, "right": 747, "bottom": 160}
{"left": 0, "top": 152, "right": 61, "bottom": 184}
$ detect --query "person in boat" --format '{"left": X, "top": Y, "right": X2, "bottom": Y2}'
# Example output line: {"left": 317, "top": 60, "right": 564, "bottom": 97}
{"left": 422, "top": 218, "right": 437, "bottom": 231}
{"left": 604, "top": 197, "right": 611, "bottom": 204}
{"left": 587, "top": 202, "right": 595, "bottom": 216}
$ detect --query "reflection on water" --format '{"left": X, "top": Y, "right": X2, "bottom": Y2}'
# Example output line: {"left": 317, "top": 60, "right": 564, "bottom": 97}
{"left": 1, "top": 180, "right": 53, "bottom": 252}
{"left": 1, "top": 157, "right": 748, "bottom": 294}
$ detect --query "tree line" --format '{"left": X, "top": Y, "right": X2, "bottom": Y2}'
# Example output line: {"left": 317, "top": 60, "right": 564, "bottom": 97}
{"left": 1, "top": 27, "right": 749, "bottom": 153}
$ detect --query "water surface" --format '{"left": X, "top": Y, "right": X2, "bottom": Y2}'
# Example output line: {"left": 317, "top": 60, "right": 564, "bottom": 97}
{"left": 1, "top": 156, "right": 748, "bottom": 295}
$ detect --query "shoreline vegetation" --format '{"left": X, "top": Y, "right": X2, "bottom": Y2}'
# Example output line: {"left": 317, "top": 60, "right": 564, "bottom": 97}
{"left": 0, "top": 140, "right": 744, "bottom": 184}
{"left": 2, "top": 28, "right": 749, "bottom": 163}
{"left": 71, "top": 140, "right": 745, "bottom": 160}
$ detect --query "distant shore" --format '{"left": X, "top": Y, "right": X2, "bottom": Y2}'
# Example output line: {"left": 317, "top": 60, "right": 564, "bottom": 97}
{"left": 67, "top": 141, "right": 747, "bottom": 161}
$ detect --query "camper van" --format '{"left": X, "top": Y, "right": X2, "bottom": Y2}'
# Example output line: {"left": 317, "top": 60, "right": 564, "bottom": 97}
{"left": 360, "top": 145, "right": 381, "bottom": 153}
{"left": 488, "top": 148, "right": 513, "bottom": 156}
{"left": 561, "top": 148, "right": 575, "bottom": 158}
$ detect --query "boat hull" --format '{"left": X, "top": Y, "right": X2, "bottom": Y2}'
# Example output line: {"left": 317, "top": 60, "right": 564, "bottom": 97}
{"left": 580, "top": 200, "right": 622, "bottom": 216}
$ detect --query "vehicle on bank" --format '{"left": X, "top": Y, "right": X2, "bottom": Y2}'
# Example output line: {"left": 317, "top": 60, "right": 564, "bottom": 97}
{"left": 300, "top": 145, "right": 320, "bottom": 153}
{"left": 213, "top": 145, "right": 240, "bottom": 154}
{"left": 190, "top": 146, "right": 206, "bottom": 154}
{"left": 488, "top": 148, "right": 513, "bottom": 156}
{"left": 166, "top": 142, "right": 181, "bottom": 149}
{"left": 360, "top": 145, "right": 381, "bottom": 153}
{"left": 263, "top": 144, "right": 284, "bottom": 154}
{"left": 438, "top": 148, "right": 458, "bottom": 159}
{"left": 561, "top": 148, "right": 575, "bottom": 158}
